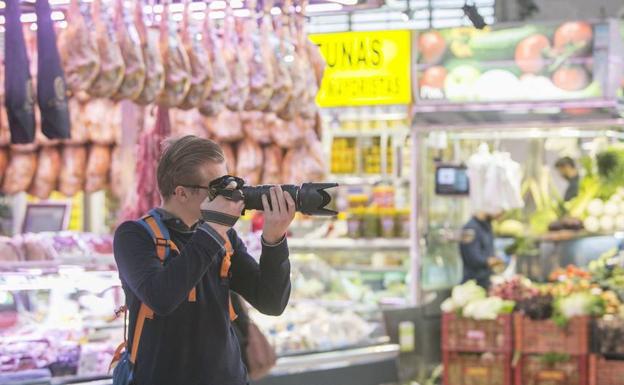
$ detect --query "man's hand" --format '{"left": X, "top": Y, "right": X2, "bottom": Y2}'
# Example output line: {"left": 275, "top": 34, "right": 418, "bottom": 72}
{"left": 488, "top": 257, "right": 505, "bottom": 271}
{"left": 201, "top": 195, "right": 245, "bottom": 236}
{"left": 262, "top": 186, "right": 296, "bottom": 244}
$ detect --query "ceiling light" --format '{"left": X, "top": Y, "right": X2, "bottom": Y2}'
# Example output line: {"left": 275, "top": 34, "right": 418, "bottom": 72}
{"left": 306, "top": 2, "right": 343, "bottom": 13}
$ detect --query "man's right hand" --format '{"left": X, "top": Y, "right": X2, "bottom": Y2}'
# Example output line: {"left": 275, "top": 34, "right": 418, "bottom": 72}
{"left": 487, "top": 257, "right": 504, "bottom": 268}
{"left": 201, "top": 195, "right": 245, "bottom": 236}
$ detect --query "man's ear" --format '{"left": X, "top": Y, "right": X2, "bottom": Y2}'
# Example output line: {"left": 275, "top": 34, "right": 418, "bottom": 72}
{"left": 173, "top": 186, "right": 189, "bottom": 201}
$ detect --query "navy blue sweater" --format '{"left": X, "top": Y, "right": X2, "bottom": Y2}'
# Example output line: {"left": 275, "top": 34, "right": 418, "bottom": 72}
{"left": 113, "top": 210, "right": 290, "bottom": 385}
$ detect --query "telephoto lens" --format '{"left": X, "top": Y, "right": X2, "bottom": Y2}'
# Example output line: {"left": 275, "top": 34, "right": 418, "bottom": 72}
{"left": 242, "top": 183, "right": 338, "bottom": 216}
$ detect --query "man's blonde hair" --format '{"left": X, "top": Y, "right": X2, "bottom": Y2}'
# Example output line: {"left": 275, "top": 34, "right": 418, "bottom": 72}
{"left": 157, "top": 135, "right": 224, "bottom": 199}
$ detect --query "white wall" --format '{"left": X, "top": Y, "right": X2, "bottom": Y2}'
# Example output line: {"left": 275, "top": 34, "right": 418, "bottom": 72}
{"left": 496, "top": 0, "right": 624, "bottom": 22}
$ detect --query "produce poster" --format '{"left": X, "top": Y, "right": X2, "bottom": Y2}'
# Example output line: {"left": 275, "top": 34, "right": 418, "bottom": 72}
{"left": 309, "top": 30, "right": 412, "bottom": 107}
{"left": 415, "top": 21, "right": 608, "bottom": 104}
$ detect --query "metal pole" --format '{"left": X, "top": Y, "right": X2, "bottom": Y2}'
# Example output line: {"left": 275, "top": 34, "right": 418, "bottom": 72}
{"left": 409, "top": 124, "right": 422, "bottom": 306}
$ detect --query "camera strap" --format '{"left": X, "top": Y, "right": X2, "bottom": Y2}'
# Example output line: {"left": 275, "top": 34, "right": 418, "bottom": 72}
{"left": 202, "top": 210, "right": 240, "bottom": 227}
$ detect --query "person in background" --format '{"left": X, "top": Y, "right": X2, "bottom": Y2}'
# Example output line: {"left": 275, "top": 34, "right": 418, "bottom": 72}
{"left": 459, "top": 211, "right": 505, "bottom": 289}
{"left": 555, "top": 156, "right": 581, "bottom": 201}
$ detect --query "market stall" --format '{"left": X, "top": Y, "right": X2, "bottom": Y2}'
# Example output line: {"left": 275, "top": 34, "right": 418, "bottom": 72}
{"left": 408, "top": 18, "right": 624, "bottom": 385}
{"left": 410, "top": 19, "right": 624, "bottom": 302}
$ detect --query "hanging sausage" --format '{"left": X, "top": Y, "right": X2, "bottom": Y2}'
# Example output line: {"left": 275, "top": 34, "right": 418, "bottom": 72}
{"left": 35, "top": 0, "right": 71, "bottom": 140}
{"left": 4, "top": 0, "right": 36, "bottom": 144}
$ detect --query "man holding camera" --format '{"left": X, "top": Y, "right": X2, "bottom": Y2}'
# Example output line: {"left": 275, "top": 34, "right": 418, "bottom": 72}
{"left": 113, "top": 135, "right": 295, "bottom": 385}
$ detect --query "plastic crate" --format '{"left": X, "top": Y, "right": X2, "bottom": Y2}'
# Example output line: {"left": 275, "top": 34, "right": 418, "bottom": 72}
{"left": 443, "top": 351, "right": 512, "bottom": 385}
{"left": 514, "top": 354, "right": 588, "bottom": 385}
{"left": 442, "top": 313, "right": 513, "bottom": 353}
{"left": 590, "top": 317, "right": 624, "bottom": 358}
{"left": 514, "top": 314, "right": 590, "bottom": 355}
{"left": 589, "top": 354, "right": 624, "bottom": 385}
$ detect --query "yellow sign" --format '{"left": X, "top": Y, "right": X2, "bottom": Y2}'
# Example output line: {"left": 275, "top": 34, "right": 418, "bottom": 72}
{"left": 309, "top": 30, "right": 412, "bottom": 107}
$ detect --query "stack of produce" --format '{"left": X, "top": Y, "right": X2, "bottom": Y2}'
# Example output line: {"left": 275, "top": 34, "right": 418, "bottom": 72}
{"left": 443, "top": 265, "right": 624, "bottom": 385}
{"left": 441, "top": 281, "right": 515, "bottom": 385}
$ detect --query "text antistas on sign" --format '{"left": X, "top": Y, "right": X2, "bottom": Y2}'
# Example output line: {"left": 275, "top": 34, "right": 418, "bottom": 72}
{"left": 309, "top": 30, "right": 412, "bottom": 107}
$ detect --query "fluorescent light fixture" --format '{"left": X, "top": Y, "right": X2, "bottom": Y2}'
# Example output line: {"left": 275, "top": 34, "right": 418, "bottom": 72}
{"left": 0, "top": 1, "right": 5, "bottom": 9}
{"left": 270, "top": 6, "right": 282, "bottom": 15}
{"left": 234, "top": 8, "right": 251, "bottom": 17}
{"left": 306, "top": 2, "right": 343, "bottom": 13}
{"left": 192, "top": 11, "right": 206, "bottom": 20}
{"left": 51, "top": 11, "right": 65, "bottom": 21}
{"left": 209, "top": 10, "right": 225, "bottom": 19}
{"left": 210, "top": 1, "right": 226, "bottom": 10}
{"left": 169, "top": 3, "right": 184, "bottom": 13}
{"left": 21, "top": 13, "right": 37, "bottom": 23}
{"left": 328, "top": 0, "right": 358, "bottom": 5}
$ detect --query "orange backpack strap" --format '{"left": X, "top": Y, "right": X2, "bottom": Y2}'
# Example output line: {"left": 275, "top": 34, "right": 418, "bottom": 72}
{"left": 220, "top": 235, "right": 237, "bottom": 322}
{"left": 142, "top": 215, "right": 197, "bottom": 302}
{"left": 130, "top": 303, "right": 154, "bottom": 364}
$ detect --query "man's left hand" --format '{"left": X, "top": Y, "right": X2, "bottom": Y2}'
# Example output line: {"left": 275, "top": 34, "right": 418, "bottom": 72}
{"left": 261, "top": 186, "right": 296, "bottom": 244}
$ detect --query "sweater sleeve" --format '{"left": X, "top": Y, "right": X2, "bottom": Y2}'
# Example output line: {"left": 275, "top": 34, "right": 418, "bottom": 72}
{"left": 113, "top": 221, "right": 226, "bottom": 316}
{"left": 229, "top": 231, "right": 291, "bottom": 316}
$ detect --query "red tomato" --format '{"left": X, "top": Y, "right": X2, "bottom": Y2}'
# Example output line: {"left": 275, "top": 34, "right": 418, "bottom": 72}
{"left": 552, "top": 67, "right": 589, "bottom": 91}
{"left": 554, "top": 21, "right": 593, "bottom": 50}
{"left": 420, "top": 66, "right": 448, "bottom": 89}
{"left": 418, "top": 31, "right": 446, "bottom": 64}
{"left": 515, "top": 34, "right": 551, "bottom": 74}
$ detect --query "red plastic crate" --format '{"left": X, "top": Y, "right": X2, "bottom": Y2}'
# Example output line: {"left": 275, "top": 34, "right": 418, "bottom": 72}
{"left": 514, "top": 314, "right": 590, "bottom": 355}
{"left": 514, "top": 354, "right": 588, "bottom": 385}
{"left": 442, "top": 313, "right": 513, "bottom": 353}
{"left": 443, "top": 351, "right": 512, "bottom": 385}
{"left": 589, "top": 354, "right": 624, "bottom": 385}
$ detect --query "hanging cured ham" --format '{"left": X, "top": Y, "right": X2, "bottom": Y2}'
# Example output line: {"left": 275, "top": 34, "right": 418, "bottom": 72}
{"left": 36, "top": 0, "right": 71, "bottom": 140}
{"left": 241, "top": 111, "right": 271, "bottom": 145}
{"left": 86, "top": 144, "right": 112, "bottom": 193}
{"left": 199, "top": 9, "right": 230, "bottom": 117}
{"left": 296, "top": 13, "right": 319, "bottom": 120}
{"left": 244, "top": 0, "right": 274, "bottom": 111}
{"left": 134, "top": 0, "right": 165, "bottom": 105}
{"left": 29, "top": 146, "right": 62, "bottom": 199}
{"left": 112, "top": 0, "right": 146, "bottom": 101}
{"left": 88, "top": 0, "right": 125, "bottom": 98}
{"left": 278, "top": 8, "right": 306, "bottom": 121}
{"left": 205, "top": 109, "right": 243, "bottom": 143}
{"left": 57, "top": 0, "right": 100, "bottom": 96}
{"left": 236, "top": 138, "right": 263, "bottom": 186}
{"left": 223, "top": 8, "right": 250, "bottom": 111}
{"left": 156, "top": 3, "right": 192, "bottom": 107}
{"left": 262, "top": 145, "right": 284, "bottom": 185}
{"left": 178, "top": 0, "right": 212, "bottom": 110}
{"left": 3, "top": 147, "right": 38, "bottom": 194}
{"left": 59, "top": 145, "right": 87, "bottom": 196}
{"left": 66, "top": 99, "right": 89, "bottom": 144}
{"left": 0, "top": 148, "right": 8, "bottom": 187}
{"left": 129, "top": 106, "right": 171, "bottom": 218}
{"left": 4, "top": 0, "right": 36, "bottom": 144}
{"left": 220, "top": 142, "right": 237, "bottom": 175}
{"left": 170, "top": 109, "right": 208, "bottom": 139}
{"left": 266, "top": 5, "right": 293, "bottom": 114}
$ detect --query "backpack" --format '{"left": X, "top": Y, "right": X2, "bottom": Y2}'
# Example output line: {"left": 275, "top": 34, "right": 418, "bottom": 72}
{"left": 109, "top": 209, "right": 197, "bottom": 385}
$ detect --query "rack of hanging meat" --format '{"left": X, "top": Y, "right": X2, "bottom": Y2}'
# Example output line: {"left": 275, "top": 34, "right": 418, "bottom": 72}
{"left": 0, "top": 0, "right": 327, "bottom": 221}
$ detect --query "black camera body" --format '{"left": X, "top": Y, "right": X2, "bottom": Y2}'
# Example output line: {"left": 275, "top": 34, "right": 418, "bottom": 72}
{"left": 209, "top": 176, "right": 338, "bottom": 216}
